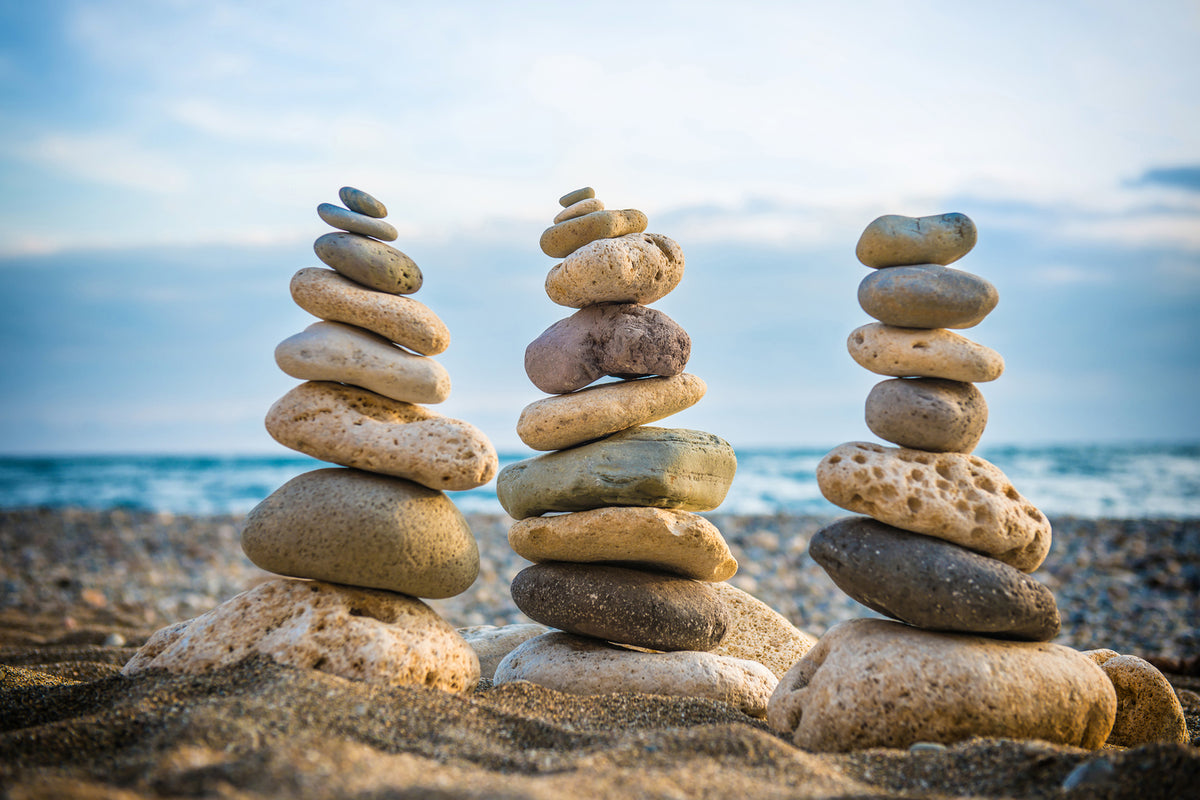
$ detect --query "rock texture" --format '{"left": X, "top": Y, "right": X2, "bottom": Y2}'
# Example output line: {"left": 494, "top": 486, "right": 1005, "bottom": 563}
{"left": 545, "top": 232, "right": 685, "bottom": 308}
{"left": 314, "top": 232, "right": 422, "bottom": 294}
{"left": 847, "top": 323, "right": 1005, "bottom": 383}
{"left": 458, "top": 623, "right": 552, "bottom": 680}
{"left": 1085, "top": 649, "right": 1189, "bottom": 746}
{"left": 540, "top": 209, "right": 649, "bottom": 258}
{"left": 864, "top": 377, "right": 987, "bottom": 453}
{"left": 858, "top": 265, "right": 998, "bottom": 329}
{"left": 708, "top": 582, "right": 818, "bottom": 679}
{"left": 856, "top": 213, "right": 978, "bottom": 268}
{"left": 317, "top": 202, "right": 399, "bottom": 241}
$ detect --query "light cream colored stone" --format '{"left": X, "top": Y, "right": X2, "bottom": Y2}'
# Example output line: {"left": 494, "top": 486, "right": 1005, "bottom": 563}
{"left": 507, "top": 506, "right": 737, "bottom": 581}
{"left": 545, "top": 233, "right": 685, "bottom": 308}
{"left": 458, "top": 623, "right": 552, "bottom": 680}
{"left": 241, "top": 468, "right": 478, "bottom": 598}
{"left": 848, "top": 323, "right": 1005, "bottom": 383}
{"left": 265, "top": 381, "right": 498, "bottom": 491}
{"left": 708, "top": 583, "right": 817, "bottom": 679}
{"left": 275, "top": 321, "right": 451, "bottom": 405}
{"left": 494, "top": 631, "right": 778, "bottom": 718}
{"left": 122, "top": 579, "right": 480, "bottom": 692}
{"left": 856, "top": 213, "right": 977, "bottom": 268}
{"left": 290, "top": 268, "right": 450, "bottom": 356}
{"left": 767, "top": 618, "right": 1116, "bottom": 752}
{"left": 1084, "top": 649, "right": 1189, "bottom": 746}
{"left": 816, "top": 442, "right": 1051, "bottom": 572}
{"left": 553, "top": 197, "right": 604, "bottom": 223}
{"left": 517, "top": 374, "right": 706, "bottom": 451}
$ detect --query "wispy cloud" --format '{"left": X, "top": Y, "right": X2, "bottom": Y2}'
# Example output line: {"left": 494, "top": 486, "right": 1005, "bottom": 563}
{"left": 1135, "top": 166, "right": 1200, "bottom": 193}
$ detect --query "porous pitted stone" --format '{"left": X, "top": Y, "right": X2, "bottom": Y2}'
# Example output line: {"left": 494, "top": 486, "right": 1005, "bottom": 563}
{"left": 317, "top": 203, "right": 398, "bottom": 241}
{"left": 848, "top": 323, "right": 1005, "bottom": 382}
{"left": 554, "top": 197, "right": 604, "bottom": 223}
{"left": 864, "top": 377, "right": 988, "bottom": 453}
{"left": 540, "top": 209, "right": 649, "bottom": 258}
{"left": 339, "top": 186, "right": 387, "bottom": 218}
{"left": 856, "top": 213, "right": 977, "bottom": 268}
{"left": 1084, "top": 649, "right": 1189, "bottom": 746}
{"left": 708, "top": 583, "right": 818, "bottom": 679}
{"left": 314, "top": 232, "right": 422, "bottom": 295}
{"left": 559, "top": 187, "right": 595, "bottom": 207}
{"left": 545, "top": 232, "right": 685, "bottom": 308}
{"left": 858, "top": 265, "right": 998, "bottom": 329}
{"left": 458, "top": 623, "right": 552, "bottom": 680}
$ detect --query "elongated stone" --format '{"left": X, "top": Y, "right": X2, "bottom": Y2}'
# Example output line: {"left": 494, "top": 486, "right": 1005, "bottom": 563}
{"left": 858, "top": 265, "right": 998, "bottom": 329}
{"left": 554, "top": 197, "right": 604, "bottom": 223}
{"left": 856, "top": 213, "right": 977, "bottom": 268}
{"left": 339, "top": 186, "right": 387, "bottom": 218}
{"left": 865, "top": 377, "right": 987, "bottom": 453}
{"left": 540, "top": 209, "right": 648, "bottom": 258}
{"left": 317, "top": 203, "right": 399, "bottom": 241}
{"left": 314, "top": 232, "right": 422, "bottom": 294}
{"left": 848, "top": 323, "right": 1004, "bottom": 382}
{"left": 558, "top": 187, "right": 595, "bottom": 207}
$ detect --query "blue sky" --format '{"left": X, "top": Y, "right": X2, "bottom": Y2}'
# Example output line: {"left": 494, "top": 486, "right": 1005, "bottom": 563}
{"left": 1, "top": 1, "right": 1197, "bottom": 454}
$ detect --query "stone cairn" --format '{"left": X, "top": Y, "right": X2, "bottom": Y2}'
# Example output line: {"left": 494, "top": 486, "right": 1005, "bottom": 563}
{"left": 487, "top": 188, "right": 815, "bottom": 718}
{"left": 124, "top": 187, "right": 498, "bottom": 693}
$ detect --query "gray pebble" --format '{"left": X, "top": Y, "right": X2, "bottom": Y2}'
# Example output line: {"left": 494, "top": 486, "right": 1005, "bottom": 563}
{"left": 317, "top": 203, "right": 398, "bottom": 242}
{"left": 339, "top": 186, "right": 387, "bottom": 218}
{"left": 858, "top": 265, "right": 998, "bottom": 329}
{"left": 865, "top": 377, "right": 987, "bottom": 453}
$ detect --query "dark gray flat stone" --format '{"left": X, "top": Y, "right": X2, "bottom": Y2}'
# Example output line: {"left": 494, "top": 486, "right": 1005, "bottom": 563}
{"left": 858, "top": 265, "right": 997, "bottom": 329}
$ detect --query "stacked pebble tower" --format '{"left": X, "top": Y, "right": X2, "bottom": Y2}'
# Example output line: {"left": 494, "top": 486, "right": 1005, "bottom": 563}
{"left": 487, "top": 188, "right": 785, "bottom": 717}
{"left": 124, "top": 186, "right": 498, "bottom": 693}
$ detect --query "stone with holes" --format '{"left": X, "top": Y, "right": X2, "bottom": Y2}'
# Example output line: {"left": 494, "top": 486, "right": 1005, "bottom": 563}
{"left": 317, "top": 203, "right": 398, "bottom": 241}
{"left": 314, "top": 232, "right": 422, "bottom": 295}
{"left": 858, "top": 265, "right": 998, "bottom": 329}
{"left": 545, "top": 232, "right": 685, "bottom": 308}
{"left": 856, "top": 213, "right": 978, "bottom": 268}
{"left": 708, "top": 582, "right": 818, "bottom": 678}
{"left": 540, "top": 209, "right": 649, "bottom": 258}
{"left": 865, "top": 377, "right": 988, "bottom": 453}
{"left": 847, "top": 323, "right": 1004, "bottom": 382}
{"left": 1084, "top": 650, "right": 1189, "bottom": 746}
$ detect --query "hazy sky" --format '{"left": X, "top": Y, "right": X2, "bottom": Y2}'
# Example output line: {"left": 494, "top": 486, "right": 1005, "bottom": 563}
{"left": 1, "top": 1, "right": 1197, "bottom": 454}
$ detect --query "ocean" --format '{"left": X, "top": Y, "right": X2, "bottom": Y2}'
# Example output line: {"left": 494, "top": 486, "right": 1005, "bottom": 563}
{"left": 1, "top": 443, "right": 1197, "bottom": 519}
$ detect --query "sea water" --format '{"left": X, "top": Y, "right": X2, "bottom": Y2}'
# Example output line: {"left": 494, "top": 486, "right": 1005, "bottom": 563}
{"left": 1, "top": 443, "right": 1197, "bottom": 518}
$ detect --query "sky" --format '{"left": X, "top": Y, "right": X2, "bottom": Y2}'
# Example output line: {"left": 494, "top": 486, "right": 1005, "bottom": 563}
{"left": 0, "top": 0, "right": 1197, "bottom": 455}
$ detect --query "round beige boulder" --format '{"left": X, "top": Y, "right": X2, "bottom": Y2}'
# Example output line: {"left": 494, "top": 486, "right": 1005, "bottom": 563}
{"left": 545, "top": 232, "right": 685, "bottom": 308}
{"left": 1085, "top": 649, "right": 1189, "bottom": 746}
{"left": 847, "top": 323, "right": 1004, "bottom": 382}
{"left": 708, "top": 583, "right": 818, "bottom": 679}
{"left": 856, "top": 213, "right": 977, "bottom": 268}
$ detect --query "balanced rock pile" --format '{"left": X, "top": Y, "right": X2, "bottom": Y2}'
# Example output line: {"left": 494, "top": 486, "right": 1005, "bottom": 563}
{"left": 124, "top": 187, "right": 498, "bottom": 692}
{"left": 490, "top": 188, "right": 815, "bottom": 717}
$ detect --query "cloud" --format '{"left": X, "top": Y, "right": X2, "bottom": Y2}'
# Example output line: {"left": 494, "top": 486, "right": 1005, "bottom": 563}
{"left": 1135, "top": 166, "right": 1200, "bottom": 193}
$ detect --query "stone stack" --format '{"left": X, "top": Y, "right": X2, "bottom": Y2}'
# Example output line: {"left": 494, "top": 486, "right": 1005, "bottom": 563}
{"left": 490, "top": 188, "right": 804, "bottom": 717}
{"left": 124, "top": 187, "right": 498, "bottom": 693}
{"left": 768, "top": 213, "right": 1118, "bottom": 750}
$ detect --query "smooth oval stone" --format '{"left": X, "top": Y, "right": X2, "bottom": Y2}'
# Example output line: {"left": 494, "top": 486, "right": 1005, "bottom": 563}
{"left": 856, "top": 213, "right": 977, "bottom": 268}
{"left": 290, "top": 268, "right": 449, "bottom": 355}
{"left": 540, "top": 209, "right": 649, "bottom": 258}
{"left": 265, "top": 381, "right": 498, "bottom": 491}
{"left": 848, "top": 323, "right": 1005, "bottom": 382}
{"left": 1085, "top": 650, "right": 1189, "bottom": 746}
{"left": 457, "top": 623, "right": 552, "bottom": 681}
{"left": 507, "top": 506, "right": 736, "bottom": 581}
{"left": 339, "top": 186, "right": 387, "bottom": 218}
{"left": 767, "top": 618, "right": 1116, "bottom": 752}
{"left": 517, "top": 373, "right": 706, "bottom": 451}
{"left": 816, "top": 442, "right": 1051, "bottom": 572}
{"left": 809, "top": 517, "right": 1060, "bottom": 640}
{"left": 858, "top": 265, "right": 998, "bottom": 329}
{"left": 313, "top": 232, "right": 422, "bottom": 295}
{"left": 708, "top": 583, "right": 818, "bottom": 679}
{"left": 511, "top": 563, "right": 729, "bottom": 651}
{"left": 497, "top": 426, "right": 737, "bottom": 519}
{"left": 494, "top": 631, "right": 777, "bottom": 717}
{"left": 553, "top": 197, "right": 604, "bottom": 223}
{"left": 242, "top": 468, "right": 478, "bottom": 598}
{"left": 122, "top": 579, "right": 479, "bottom": 692}
{"left": 525, "top": 304, "right": 691, "bottom": 394}
{"left": 865, "top": 377, "right": 987, "bottom": 453}
{"left": 275, "top": 321, "right": 451, "bottom": 405}
{"left": 317, "top": 203, "right": 398, "bottom": 241}
{"left": 558, "top": 186, "right": 595, "bottom": 207}
{"left": 545, "top": 232, "right": 685, "bottom": 308}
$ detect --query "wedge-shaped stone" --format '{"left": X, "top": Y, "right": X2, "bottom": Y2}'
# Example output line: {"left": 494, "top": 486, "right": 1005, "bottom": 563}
{"left": 494, "top": 631, "right": 777, "bottom": 718}
{"left": 856, "top": 213, "right": 977, "bottom": 268}
{"left": 545, "top": 232, "right": 684, "bottom": 308}
{"left": 290, "top": 268, "right": 449, "bottom": 355}
{"left": 1085, "top": 649, "right": 1189, "bottom": 746}
{"left": 816, "top": 442, "right": 1050, "bottom": 571}
{"left": 122, "top": 579, "right": 480, "bottom": 692}
{"left": 848, "top": 323, "right": 1004, "bottom": 382}
{"left": 242, "top": 468, "right": 478, "bottom": 598}
{"left": 275, "top": 321, "right": 450, "bottom": 405}
{"left": 497, "top": 426, "right": 736, "bottom": 519}
{"left": 865, "top": 377, "right": 987, "bottom": 453}
{"left": 266, "top": 381, "right": 497, "bottom": 491}
{"left": 858, "top": 265, "right": 998, "bottom": 329}
{"left": 458, "top": 623, "right": 552, "bottom": 681}
{"left": 508, "top": 506, "right": 736, "bottom": 581}
{"left": 517, "top": 373, "right": 706, "bottom": 451}
{"left": 809, "top": 517, "right": 1060, "bottom": 640}
{"left": 314, "top": 232, "right": 422, "bottom": 294}
{"left": 317, "top": 202, "right": 398, "bottom": 241}
{"left": 767, "top": 618, "right": 1116, "bottom": 751}
{"left": 708, "top": 583, "right": 818, "bottom": 679}
{"left": 540, "top": 209, "right": 649, "bottom": 258}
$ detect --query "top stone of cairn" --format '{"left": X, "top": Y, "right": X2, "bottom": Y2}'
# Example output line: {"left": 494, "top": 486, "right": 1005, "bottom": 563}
{"left": 339, "top": 186, "right": 387, "bottom": 219}
{"left": 856, "top": 213, "right": 977, "bottom": 268}
{"left": 559, "top": 187, "right": 596, "bottom": 207}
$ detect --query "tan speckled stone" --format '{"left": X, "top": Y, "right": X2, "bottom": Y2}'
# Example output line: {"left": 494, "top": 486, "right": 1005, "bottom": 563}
{"left": 539, "top": 209, "right": 649, "bottom": 258}
{"left": 494, "top": 631, "right": 778, "bottom": 718}
{"left": 265, "top": 381, "right": 498, "bottom": 491}
{"left": 767, "top": 618, "right": 1116, "bottom": 752}
{"left": 708, "top": 583, "right": 817, "bottom": 679}
{"left": 122, "top": 579, "right": 480, "bottom": 692}
{"left": 554, "top": 197, "right": 604, "bottom": 223}
{"left": 865, "top": 378, "right": 987, "bottom": 453}
{"left": 290, "top": 268, "right": 450, "bottom": 356}
{"left": 558, "top": 187, "right": 595, "bottom": 207}
{"left": 545, "top": 232, "right": 685, "bottom": 308}
{"left": 856, "top": 213, "right": 977, "bottom": 268}
{"left": 507, "top": 506, "right": 736, "bottom": 581}
{"left": 314, "top": 232, "right": 422, "bottom": 294}
{"left": 458, "top": 623, "right": 552, "bottom": 680}
{"left": 275, "top": 321, "right": 451, "bottom": 405}
{"left": 241, "top": 468, "right": 478, "bottom": 598}
{"left": 517, "top": 374, "right": 706, "bottom": 451}
{"left": 1085, "top": 649, "right": 1189, "bottom": 746}
{"left": 816, "top": 442, "right": 1051, "bottom": 571}
{"left": 848, "top": 323, "right": 1005, "bottom": 382}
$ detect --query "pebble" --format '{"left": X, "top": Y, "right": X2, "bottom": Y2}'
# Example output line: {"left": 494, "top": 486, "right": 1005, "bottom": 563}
{"left": 290, "top": 268, "right": 450, "bottom": 356}
{"left": 545, "top": 232, "right": 685, "bottom": 308}
{"left": 553, "top": 197, "right": 605, "bottom": 223}
{"left": 847, "top": 323, "right": 1005, "bottom": 382}
{"left": 265, "top": 381, "right": 498, "bottom": 491}
{"left": 339, "top": 186, "right": 387, "bottom": 218}
{"left": 496, "top": 426, "right": 737, "bottom": 519}
{"left": 507, "top": 506, "right": 737, "bottom": 582}
{"left": 516, "top": 373, "right": 706, "bottom": 451}
{"left": 457, "top": 623, "right": 552, "bottom": 680}
{"left": 525, "top": 303, "right": 691, "bottom": 394}
{"left": 241, "top": 468, "right": 479, "bottom": 599}
{"left": 540, "top": 209, "right": 649, "bottom": 258}
{"left": 864, "top": 377, "right": 988, "bottom": 453}
{"left": 316, "top": 202, "right": 399, "bottom": 241}
{"left": 494, "top": 631, "right": 778, "bottom": 718}
{"left": 510, "top": 562, "right": 730, "bottom": 652}
{"left": 855, "top": 213, "right": 978, "bottom": 268}
{"left": 858, "top": 265, "right": 999, "bottom": 329}
{"left": 766, "top": 618, "right": 1116, "bottom": 752}
{"left": 817, "top": 442, "right": 1051, "bottom": 572}
{"left": 559, "top": 187, "right": 596, "bottom": 207}
{"left": 274, "top": 321, "right": 451, "bottom": 405}
{"left": 809, "top": 516, "right": 1061, "bottom": 641}
{"left": 707, "top": 582, "right": 818, "bottom": 679}
{"left": 313, "top": 232, "right": 423, "bottom": 295}
{"left": 1084, "top": 649, "right": 1189, "bottom": 745}
{"left": 1060, "top": 758, "right": 1115, "bottom": 791}
{"left": 122, "top": 578, "right": 480, "bottom": 692}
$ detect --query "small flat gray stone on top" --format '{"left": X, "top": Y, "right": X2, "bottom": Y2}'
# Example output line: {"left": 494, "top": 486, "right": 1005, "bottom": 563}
{"left": 317, "top": 203, "right": 399, "bottom": 241}
{"left": 858, "top": 264, "right": 998, "bottom": 329}
{"left": 339, "top": 186, "right": 387, "bottom": 218}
